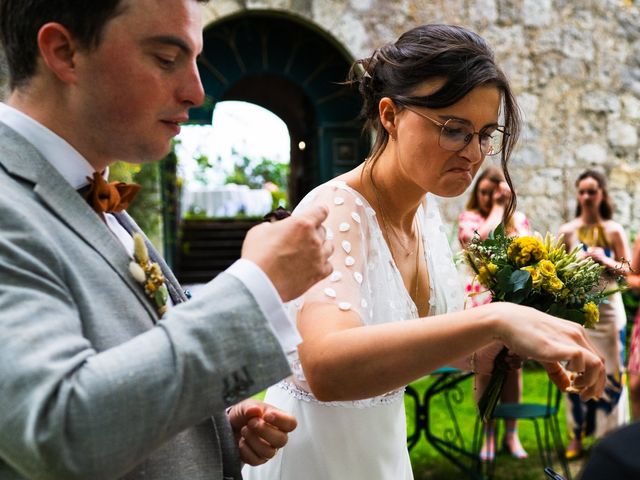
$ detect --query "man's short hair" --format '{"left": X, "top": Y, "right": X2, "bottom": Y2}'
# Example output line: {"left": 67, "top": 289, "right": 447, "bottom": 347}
{"left": 0, "top": 0, "right": 209, "bottom": 90}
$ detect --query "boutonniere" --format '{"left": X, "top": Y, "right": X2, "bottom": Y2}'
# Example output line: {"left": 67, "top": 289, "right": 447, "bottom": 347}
{"left": 129, "top": 233, "right": 169, "bottom": 317}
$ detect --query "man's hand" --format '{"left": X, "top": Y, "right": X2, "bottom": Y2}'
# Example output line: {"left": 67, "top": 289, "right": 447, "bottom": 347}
{"left": 242, "top": 205, "right": 334, "bottom": 301}
{"left": 228, "top": 399, "right": 297, "bottom": 466}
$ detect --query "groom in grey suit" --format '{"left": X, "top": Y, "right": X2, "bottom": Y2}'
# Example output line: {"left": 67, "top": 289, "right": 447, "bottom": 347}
{"left": 0, "top": 1, "right": 333, "bottom": 479}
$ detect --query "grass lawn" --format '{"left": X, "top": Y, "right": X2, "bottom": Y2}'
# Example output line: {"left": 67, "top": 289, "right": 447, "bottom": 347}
{"left": 408, "top": 366, "right": 593, "bottom": 479}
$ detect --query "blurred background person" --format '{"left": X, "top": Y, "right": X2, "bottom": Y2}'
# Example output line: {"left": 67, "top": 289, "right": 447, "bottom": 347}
{"left": 625, "top": 235, "right": 640, "bottom": 421}
{"left": 559, "top": 169, "right": 631, "bottom": 459}
{"left": 458, "top": 166, "right": 530, "bottom": 461}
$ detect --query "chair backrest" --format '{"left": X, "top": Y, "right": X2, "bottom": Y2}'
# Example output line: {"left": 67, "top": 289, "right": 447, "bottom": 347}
{"left": 546, "top": 376, "right": 562, "bottom": 417}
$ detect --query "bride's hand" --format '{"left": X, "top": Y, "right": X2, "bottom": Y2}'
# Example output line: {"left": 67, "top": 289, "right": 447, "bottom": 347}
{"left": 474, "top": 341, "right": 522, "bottom": 375}
{"left": 491, "top": 303, "right": 606, "bottom": 401}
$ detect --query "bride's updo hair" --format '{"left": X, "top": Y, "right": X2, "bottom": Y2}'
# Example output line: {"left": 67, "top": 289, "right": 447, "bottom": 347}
{"left": 348, "top": 24, "right": 521, "bottom": 219}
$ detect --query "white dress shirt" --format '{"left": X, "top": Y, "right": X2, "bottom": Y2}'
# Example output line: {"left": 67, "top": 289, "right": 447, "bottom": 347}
{"left": 0, "top": 102, "right": 301, "bottom": 353}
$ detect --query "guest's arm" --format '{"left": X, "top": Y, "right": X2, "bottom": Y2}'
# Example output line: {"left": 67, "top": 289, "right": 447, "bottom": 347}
{"left": 583, "top": 225, "right": 631, "bottom": 275}
{"left": 626, "top": 235, "right": 640, "bottom": 290}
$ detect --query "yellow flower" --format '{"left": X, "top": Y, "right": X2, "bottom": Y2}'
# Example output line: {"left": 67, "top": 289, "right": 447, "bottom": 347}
{"left": 131, "top": 232, "right": 168, "bottom": 318}
{"left": 507, "top": 237, "right": 548, "bottom": 267}
{"left": 544, "top": 276, "right": 564, "bottom": 294}
{"left": 537, "top": 259, "right": 556, "bottom": 278}
{"left": 145, "top": 281, "right": 158, "bottom": 294}
{"left": 151, "top": 263, "right": 163, "bottom": 278}
{"left": 582, "top": 302, "right": 599, "bottom": 329}
{"left": 477, "top": 263, "right": 498, "bottom": 286}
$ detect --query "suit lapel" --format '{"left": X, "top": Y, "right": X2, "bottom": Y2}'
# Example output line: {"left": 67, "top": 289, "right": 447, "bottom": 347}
{"left": 0, "top": 124, "right": 158, "bottom": 321}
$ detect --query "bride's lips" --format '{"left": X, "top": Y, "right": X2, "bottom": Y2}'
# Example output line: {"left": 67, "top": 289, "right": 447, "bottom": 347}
{"left": 446, "top": 166, "right": 472, "bottom": 175}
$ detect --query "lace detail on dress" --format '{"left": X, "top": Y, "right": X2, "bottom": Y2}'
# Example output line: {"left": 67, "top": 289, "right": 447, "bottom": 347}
{"left": 277, "top": 380, "right": 405, "bottom": 408}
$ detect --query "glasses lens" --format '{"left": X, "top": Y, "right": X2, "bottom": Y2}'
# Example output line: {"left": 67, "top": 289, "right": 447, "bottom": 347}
{"left": 438, "top": 119, "right": 506, "bottom": 155}
{"left": 481, "top": 129, "right": 504, "bottom": 156}
{"left": 439, "top": 120, "right": 473, "bottom": 151}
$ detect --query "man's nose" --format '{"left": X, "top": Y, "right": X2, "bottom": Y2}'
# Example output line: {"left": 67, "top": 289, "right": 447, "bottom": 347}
{"left": 179, "top": 61, "right": 205, "bottom": 107}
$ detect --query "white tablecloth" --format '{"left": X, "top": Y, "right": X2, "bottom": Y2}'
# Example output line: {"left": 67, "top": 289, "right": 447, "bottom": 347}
{"left": 182, "top": 184, "right": 273, "bottom": 217}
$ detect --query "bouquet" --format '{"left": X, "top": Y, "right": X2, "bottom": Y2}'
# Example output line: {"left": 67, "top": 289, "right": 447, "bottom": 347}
{"left": 464, "top": 224, "right": 616, "bottom": 422}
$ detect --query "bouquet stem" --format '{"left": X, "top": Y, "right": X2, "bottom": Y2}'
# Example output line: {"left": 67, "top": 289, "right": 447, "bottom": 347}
{"left": 477, "top": 347, "right": 509, "bottom": 423}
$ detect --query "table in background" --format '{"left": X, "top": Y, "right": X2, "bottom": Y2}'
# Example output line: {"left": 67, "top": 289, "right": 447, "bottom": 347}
{"left": 182, "top": 184, "right": 272, "bottom": 218}
{"left": 406, "top": 368, "right": 483, "bottom": 479}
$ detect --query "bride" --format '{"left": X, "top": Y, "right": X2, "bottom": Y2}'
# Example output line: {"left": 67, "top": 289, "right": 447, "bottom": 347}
{"left": 244, "top": 24, "right": 605, "bottom": 479}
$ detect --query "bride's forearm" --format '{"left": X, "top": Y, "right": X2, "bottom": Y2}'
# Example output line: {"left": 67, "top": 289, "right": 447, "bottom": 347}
{"left": 447, "top": 354, "right": 475, "bottom": 372}
{"left": 297, "top": 304, "right": 502, "bottom": 402}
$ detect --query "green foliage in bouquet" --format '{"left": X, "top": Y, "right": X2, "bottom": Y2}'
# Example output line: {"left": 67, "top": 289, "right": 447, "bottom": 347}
{"left": 465, "top": 223, "right": 609, "bottom": 326}
{"left": 464, "top": 223, "right": 618, "bottom": 421}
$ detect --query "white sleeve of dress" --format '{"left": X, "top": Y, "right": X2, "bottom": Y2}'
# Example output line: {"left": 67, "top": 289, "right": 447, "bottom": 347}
{"left": 290, "top": 183, "right": 372, "bottom": 325}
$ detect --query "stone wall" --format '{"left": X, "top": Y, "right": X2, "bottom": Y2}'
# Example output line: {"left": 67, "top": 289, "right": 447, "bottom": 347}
{"left": 203, "top": 0, "right": 640, "bottom": 242}
{"left": 1, "top": 1, "right": 638, "bottom": 242}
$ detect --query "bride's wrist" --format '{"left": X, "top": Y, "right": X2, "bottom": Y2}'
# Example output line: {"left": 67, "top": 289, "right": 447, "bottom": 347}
{"left": 468, "top": 351, "right": 478, "bottom": 373}
{"left": 484, "top": 302, "right": 509, "bottom": 343}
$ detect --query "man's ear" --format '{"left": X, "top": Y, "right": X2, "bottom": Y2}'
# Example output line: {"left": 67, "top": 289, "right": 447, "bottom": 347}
{"left": 37, "top": 22, "right": 78, "bottom": 84}
{"left": 379, "top": 97, "right": 398, "bottom": 140}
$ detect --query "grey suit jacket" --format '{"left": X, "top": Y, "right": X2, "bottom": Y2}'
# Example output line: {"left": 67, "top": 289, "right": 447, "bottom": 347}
{"left": 0, "top": 122, "right": 291, "bottom": 479}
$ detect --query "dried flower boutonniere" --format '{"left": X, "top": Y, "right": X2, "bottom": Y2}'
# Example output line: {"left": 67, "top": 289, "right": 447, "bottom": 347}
{"left": 129, "top": 233, "right": 169, "bottom": 317}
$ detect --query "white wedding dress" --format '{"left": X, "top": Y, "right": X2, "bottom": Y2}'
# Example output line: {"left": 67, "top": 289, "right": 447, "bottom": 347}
{"left": 243, "top": 181, "right": 464, "bottom": 480}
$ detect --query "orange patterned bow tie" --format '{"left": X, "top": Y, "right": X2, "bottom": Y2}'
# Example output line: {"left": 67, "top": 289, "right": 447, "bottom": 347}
{"left": 79, "top": 172, "right": 141, "bottom": 214}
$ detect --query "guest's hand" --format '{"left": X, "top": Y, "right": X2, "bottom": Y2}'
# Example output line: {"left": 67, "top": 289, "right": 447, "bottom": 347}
{"left": 584, "top": 246, "right": 608, "bottom": 265}
{"left": 492, "top": 181, "right": 512, "bottom": 206}
{"left": 228, "top": 399, "right": 297, "bottom": 466}
{"left": 242, "top": 205, "right": 334, "bottom": 302}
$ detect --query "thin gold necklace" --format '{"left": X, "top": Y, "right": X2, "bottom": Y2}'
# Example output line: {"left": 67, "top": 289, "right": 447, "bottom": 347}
{"left": 369, "top": 168, "right": 422, "bottom": 303}
{"left": 370, "top": 171, "right": 416, "bottom": 256}
{"left": 413, "top": 219, "right": 422, "bottom": 304}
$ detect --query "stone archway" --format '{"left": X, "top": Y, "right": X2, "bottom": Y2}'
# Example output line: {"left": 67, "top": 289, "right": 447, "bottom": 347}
{"left": 189, "top": 10, "right": 369, "bottom": 205}
{"left": 173, "top": 11, "right": 369, "bottom": 281}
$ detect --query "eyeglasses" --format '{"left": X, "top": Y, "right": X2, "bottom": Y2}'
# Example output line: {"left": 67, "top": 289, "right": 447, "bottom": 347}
{"left": 403, "top": 106, "right": 508, "bottom": 156}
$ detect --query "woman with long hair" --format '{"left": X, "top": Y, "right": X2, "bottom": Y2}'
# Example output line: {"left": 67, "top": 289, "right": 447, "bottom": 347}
{"left": 559, "top": 169, "right": 630, "bottom": 459}
{"left": 458, "top": 165, "right": 530, "bottom": 461}
{"left": 459, "top": 165, "right": 530, "bottom": 306}
{"left": 244, "top": 25, "right": 605, "bottom": 479}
